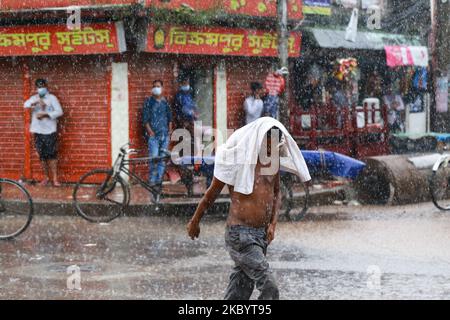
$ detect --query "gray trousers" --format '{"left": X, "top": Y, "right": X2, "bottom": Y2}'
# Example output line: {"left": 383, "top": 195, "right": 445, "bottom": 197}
{"left": 224, "top": 225, "right": 279, "bottom": 300}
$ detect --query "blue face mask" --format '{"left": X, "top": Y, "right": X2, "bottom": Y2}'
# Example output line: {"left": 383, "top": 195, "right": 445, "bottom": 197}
{"left": 37, "top": 88, "right": 48, "bottom": 97}
{"left": 181, "top": 85, "right": 190, "bottom": 92}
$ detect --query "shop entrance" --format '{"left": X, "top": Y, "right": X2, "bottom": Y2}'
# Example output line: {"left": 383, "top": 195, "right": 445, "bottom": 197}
{"left": 179, "top": 67, "right": 214, "bottom": 129}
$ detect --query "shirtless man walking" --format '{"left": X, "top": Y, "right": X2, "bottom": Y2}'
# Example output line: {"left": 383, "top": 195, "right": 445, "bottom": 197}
{"left": 187, "top": 119, "right": 311, "bottom": 300}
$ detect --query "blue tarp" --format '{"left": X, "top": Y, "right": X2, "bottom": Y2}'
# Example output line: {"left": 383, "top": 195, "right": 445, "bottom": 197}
{"left": 177, "top": 151, "right": 366, "bottom": 180}
{"left": 300, "top": 151, "right": 366, "bottom": 180}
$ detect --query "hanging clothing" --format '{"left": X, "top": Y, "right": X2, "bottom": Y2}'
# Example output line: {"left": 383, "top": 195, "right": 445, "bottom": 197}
{"left": 413, "top": 67, "right": 428, "bottom": 91}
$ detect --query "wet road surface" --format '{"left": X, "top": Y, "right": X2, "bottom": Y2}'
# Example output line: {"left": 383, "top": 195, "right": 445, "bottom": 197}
{"left": 1, "top": 202, "right": 450, "bottom": 299}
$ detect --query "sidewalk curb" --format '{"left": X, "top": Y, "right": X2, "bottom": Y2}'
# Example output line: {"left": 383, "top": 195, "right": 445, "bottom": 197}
{"left": 32, "top": 186, "right": 347, "bottom": 218}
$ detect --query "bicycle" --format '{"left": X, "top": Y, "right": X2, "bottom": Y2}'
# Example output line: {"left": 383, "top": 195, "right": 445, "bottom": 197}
{"left": 430, "top": 153, "right": 450, "bottom": 211}
{"left": 73, "top": 143, "right": 169, "bottom": 223}
{"left": 0, "top": 178, "right": 34, "bottom": 240}
{"left": 73, "top": 143, "right": 310, "bottom": 223}
{"left": 280, "top": 172, "right": 310, "bottom": 221}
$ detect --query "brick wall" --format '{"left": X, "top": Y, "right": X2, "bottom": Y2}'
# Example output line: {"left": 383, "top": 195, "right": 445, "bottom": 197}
{"left": 226, "top": 58, "right": 275, "bottom": 130}
{"left": 0, "top": 59, "right": 25, "bottom": 179}
{"left": 26, "top": 56, "right": 111, "bottom": 182}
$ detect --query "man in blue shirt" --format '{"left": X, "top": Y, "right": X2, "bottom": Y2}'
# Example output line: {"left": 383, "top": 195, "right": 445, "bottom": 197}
{"left": 174, "top": 78, "right": 198, "bottom": 130}
{"left": 173, "top": 78, "right": 199, "bottom": 195}
{"left": 143, "top": 80, "right": 173, "bottom": 186}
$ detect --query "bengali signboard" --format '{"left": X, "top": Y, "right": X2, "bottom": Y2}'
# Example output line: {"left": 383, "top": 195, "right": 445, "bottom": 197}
{"left": 147, "top": 0, "right": 303, "bottom": 19}
{"left": 303, "top": 0, "right": 331, "bottom": 15}
{"left": 145, "top": 25, "right": 301, "bottom": 57}
{"left": 0, "top": 22, "right": 126, "bottom": 56}
{"left": 0, "top": 0, "right": 137, "bottom": 10}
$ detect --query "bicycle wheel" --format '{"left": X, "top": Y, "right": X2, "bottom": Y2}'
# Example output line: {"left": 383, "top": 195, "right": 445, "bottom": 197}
{"left": 0, "top": 179, "right": 33, "bottom": 240}
{"left": 280, "top": 174, "right": 310, "bottom": 222}
{"left": 430, "top": 161, "right": 450, "bottom": 211}
{"left": 73, "top": 169, "right": 129, "bottom": 223}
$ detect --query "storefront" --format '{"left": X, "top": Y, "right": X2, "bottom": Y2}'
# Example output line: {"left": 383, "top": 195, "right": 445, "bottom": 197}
{"left": 0, "top": 22, "right": 127, "bottom": 182}
{"left": 129, "top": 23, "right": 302, "bottom": 153}
{"left": 291, "top": 27, "right": 428, "bottom": 158}
{"left": 0, "top": 0, "right": 305, "bottom": 183}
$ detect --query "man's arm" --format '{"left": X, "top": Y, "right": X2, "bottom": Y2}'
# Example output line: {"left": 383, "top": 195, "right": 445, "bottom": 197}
{"left": 46, "top": 96, "right": 63, "bottom": 120}
{"left": 143, "top": 99, "right": 155, "bottom": 137}
{"left": 24, "top": 96, "right": 38, "bottom": 109}
{"left": 166, "top": 101, "right": 173, "bottom": 131}
{"left": 267, "top": 172, "right": 281, "bottom": 244}
{"left": 187, "top": 177, "right": 225, "bottom": 240}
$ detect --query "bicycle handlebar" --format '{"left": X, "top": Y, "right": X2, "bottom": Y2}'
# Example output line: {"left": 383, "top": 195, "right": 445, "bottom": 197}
{"left": 119, "top": 142, "right": 131, "bottom": 154}
{"left": 119, "top": 143, "right": 142, "bottom": 156}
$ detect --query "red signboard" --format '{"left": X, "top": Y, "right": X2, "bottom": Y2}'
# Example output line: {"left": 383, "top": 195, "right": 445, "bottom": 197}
{"left": 0, "top": 22, "right": 126, "bottom": 56}
{"left": 145, "top": 25, "right": 301, "bottom": 57}
{"left": 0, "top": 0, "right": 137, "bottom": 10}
{"left": 147, "top": 0, "right": 303, "bottom": 20}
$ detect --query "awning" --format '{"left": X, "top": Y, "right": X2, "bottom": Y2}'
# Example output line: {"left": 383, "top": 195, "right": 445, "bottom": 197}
{"left": 142, "top": 25, "right": 301, "bottom": 57}
{"left": 306, "top": 28, "right": 423, "bottom": 50}
{"left": 0, "top": 22, "right": 126, "bottom": 56}
{"left": 385, "top": 46, "right": 429, "bottom": 67}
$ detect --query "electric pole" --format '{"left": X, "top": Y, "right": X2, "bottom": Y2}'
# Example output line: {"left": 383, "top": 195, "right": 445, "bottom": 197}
{"left": 277, "top": 0, "right": 290, "bottom": 127}
{"left": 431, "top": 0, "right": 450, "bottom": 130}
{"left": 435, "top": 0, "right": 449, "bottom": 75}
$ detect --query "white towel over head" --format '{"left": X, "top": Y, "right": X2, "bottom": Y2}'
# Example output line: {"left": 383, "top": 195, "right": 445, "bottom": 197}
{"left": 213, "top": 117, "right": 311, "bottom": 195}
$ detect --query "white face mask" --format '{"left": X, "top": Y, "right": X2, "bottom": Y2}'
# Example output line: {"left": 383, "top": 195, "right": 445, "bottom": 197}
{"left": 152, "top": 87, "right": 162, "bottom": 96}
{"left": 37, "top": 88, "right": 48, "bottom": 97}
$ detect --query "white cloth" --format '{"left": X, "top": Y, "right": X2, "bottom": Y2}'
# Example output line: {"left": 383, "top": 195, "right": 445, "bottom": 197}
{"left": 24, "top": 93, "right": 63, "bottom": 134}
{"left": 244, "top": 96, "right": 264, "bottom": 124}
{"left": 214, "top": 117, "right": 311, "bottom": 195}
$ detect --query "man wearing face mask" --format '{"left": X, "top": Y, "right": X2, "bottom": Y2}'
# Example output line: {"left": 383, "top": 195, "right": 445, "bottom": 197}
{"left": 174, "top": 77, "right": 198, "bottom": 131}
{"left": 24, "top": 79, "right": 64, "bottom": 187}
{"left": 173, "top": 77, "right": 199, "bottom": 195}
{"left": 142, "top": 80, "right": 173, "bottom": 188}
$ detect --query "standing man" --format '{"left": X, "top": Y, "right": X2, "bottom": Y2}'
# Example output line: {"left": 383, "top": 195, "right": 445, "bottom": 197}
{"left": 174, "top": 77, "right": 199, "bottom": 195}
{"left": 244, "top": 82, "right": 265, "bottom": 125}
{"left": 24, "top": 79, "right": 63, "bottom": 186}
{"left": 143, "top": 80, "right": 173, "bottom": 187}
{"left": 383, "top": 85, "right": 405, "bottom": 133}
{"left": 174, "top": 77, "right": 198, "bottom": 132}
{"left": 331, "top": 81, "right": 349, "bottom": 129}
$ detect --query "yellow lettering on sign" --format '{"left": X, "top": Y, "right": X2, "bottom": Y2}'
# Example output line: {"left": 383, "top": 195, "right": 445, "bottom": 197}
{"left": 56, "top": 28, "right": 113, "bottom": 52}
{"left": 169, "top": 27, "right": 188, "bottom": 45}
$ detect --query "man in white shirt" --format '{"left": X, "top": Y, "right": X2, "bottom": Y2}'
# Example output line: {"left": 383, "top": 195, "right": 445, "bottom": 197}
{"left": 244, "top": 82, "right": 264, "bottom": 125}
{"left": 24, "top": 79, "right": 64, "bottom": 186}
{"left": 383, "top": 86, "right": 405, "bottom": 133}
